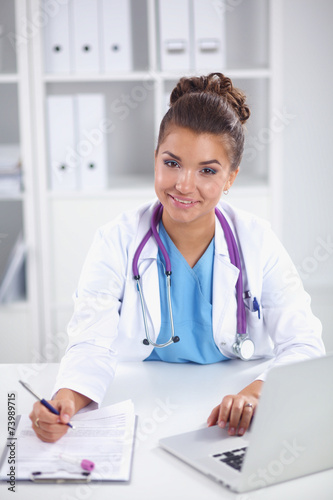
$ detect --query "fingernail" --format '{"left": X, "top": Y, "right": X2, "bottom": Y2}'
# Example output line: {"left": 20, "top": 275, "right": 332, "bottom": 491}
{"left": 238, "top": 427, "right": 244, "bottom": 436}
{"left": 228, "top": 427, "right": 235, "bottom": 435}
{"left": 62, "top": 414, "right": 70, "bottom": 423}
{"left": 218, "top": 421, "right": 226, "bottom": 428}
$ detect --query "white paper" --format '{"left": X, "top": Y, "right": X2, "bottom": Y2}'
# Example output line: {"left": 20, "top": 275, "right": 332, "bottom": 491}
{"left": 0, "top": 400, "right": 136, "bottom": 482}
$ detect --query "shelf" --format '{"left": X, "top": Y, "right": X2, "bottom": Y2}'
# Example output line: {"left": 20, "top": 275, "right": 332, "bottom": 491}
{"left": 0, "top": 74, "right": 19, "bottom": 83}
{"left": 47, "top": 185, "right": 155, "bottom": 200}
{"left": 160, "top": 68, "right": 272, "bottom": 80}
{"left": 42, "top": 67, "right": 272, "bottom": 84}
{"left": 0, "top": 300, "right": 30, "bottom": 312}
{"left": 43, "top": 71, "right": 155, "bottom": 83}
{"left": 0, "top": 192, "right": 24, "bottom": 201}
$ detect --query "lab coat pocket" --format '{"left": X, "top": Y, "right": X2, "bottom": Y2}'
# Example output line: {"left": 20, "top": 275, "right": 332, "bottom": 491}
{"left": 244, "top": 297, "right": 273, "bottom": 358}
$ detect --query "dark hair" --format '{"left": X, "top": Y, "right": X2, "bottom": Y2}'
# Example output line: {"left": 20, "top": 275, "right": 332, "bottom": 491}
{"left": 156, "top": 73, "right": 250, "bottom": 171}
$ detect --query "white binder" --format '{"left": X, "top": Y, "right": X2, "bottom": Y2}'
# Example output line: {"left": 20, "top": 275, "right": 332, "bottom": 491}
{"left": 43, "top": 1, "right": 71, "bottom": 73}
{"left": 158, "top": 0, "right": 191, "bottom": 71}
{"left": 193, "top": 0, "right": 226, "bottom": 71}
{"left": 75, "top": 94, "right": 108, "bottom": 190}
{"left": 72, "top": 0, "right": 101, "bottom": 72}
{"left": 46, "top": 95, "right": 78, "bottom": 191}
{"left": 101, "top": 0, "right": 132, "bottom": 72}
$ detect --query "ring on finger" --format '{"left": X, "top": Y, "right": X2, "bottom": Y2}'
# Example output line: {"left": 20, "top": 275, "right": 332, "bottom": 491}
{"left": 244, "top": 403, "right": 253, "bottom": 409}
{"left": 35, "top": 417, "right": 40, "bottom": 428}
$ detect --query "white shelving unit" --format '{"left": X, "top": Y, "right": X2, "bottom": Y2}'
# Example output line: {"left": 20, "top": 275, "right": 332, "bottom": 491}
{"left": 0, "top": 0, "right": 40, "bottom": 362}
{"left": 1, "top": 0, "right": 283, "bottom": 361}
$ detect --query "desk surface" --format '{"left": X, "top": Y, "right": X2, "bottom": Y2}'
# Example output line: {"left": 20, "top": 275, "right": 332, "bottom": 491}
{"left": 0, "top": 359, "right": 332, "bottom": 500}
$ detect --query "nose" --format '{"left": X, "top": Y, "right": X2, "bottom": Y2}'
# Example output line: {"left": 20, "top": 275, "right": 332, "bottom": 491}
{"left": 175, "top": 169, "right": 196, "bottom": 194}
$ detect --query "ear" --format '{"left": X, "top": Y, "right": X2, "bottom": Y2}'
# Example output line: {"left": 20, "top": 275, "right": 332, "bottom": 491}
{"left": 225, "top": 167, "right": 239, "bottom": 190}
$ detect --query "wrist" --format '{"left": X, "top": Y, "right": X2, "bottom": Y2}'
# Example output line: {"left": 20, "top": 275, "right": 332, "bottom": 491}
{"left": 54, "top": 388, "right": 92, "bottom": 413}
{"left": 239, "top": 380, "right": 263, "bottom": 399}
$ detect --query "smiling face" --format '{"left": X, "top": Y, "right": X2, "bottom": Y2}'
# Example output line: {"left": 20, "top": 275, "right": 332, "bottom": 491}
{"left": 154, "top": 126, "right": 239, "bottom": 230}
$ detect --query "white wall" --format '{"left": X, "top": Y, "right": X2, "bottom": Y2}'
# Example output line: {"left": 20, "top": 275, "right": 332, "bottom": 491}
{"left": 281, "top": 0, "right": 333, "bottom": 351}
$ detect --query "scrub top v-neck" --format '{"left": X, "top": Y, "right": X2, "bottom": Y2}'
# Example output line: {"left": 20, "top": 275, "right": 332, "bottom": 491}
{"left": 145, "top": 222, "right": 228, "bottom": 364}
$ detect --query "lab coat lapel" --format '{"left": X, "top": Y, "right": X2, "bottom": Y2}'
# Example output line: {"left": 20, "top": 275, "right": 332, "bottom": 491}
{"left": 213, "top": 215, "right": 240, "bottom": 335}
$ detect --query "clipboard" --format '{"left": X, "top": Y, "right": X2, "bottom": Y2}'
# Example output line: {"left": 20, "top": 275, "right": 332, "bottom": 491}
{"left": 30, "top": 471, "right": 91, "bottom": 483}
{"left": 0, "top": 401, "right": 137, "bottom": 484}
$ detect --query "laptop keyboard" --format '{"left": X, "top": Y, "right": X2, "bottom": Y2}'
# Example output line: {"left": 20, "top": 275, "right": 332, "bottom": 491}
{"left": 212, "top": 447, "right": 247, "bottom": 472}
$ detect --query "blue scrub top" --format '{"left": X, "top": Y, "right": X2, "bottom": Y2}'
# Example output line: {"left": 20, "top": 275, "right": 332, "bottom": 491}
{"left": 145, "top": 222, "right": 229, "bottom": 364}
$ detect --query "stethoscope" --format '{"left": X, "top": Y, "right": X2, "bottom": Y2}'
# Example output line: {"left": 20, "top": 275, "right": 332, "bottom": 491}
{"left": 132, "top": 203, "right": 255, "bottom": 361}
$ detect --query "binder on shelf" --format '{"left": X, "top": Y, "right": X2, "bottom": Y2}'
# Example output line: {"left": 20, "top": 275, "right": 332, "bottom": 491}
{"left": 43, "top": 1, "right": 71, "bottom": 73}
{"left": 75, "top": 94, "right": 107, "bottom": 190}
{"left": 193, "top": 0, "right": 226, "bottom": 71}
{"left": 46, "top": 95, "right": 78, "bottom": 191}
{"left": 72, "top": 0, "right": 101, "bottom": 73}
{"left": 100, "top": 0, "right": 132, "bottom": 72}
{"left": 158, "top": 0, "right": 191, "bottom": 71}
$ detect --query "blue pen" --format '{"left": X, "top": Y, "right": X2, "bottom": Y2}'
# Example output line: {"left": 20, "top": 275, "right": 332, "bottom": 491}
{"left": 253, "top": 297, "right": 261, "bottom": 319}
{"left": 19, "top": 380, "right": 75, "bottom": 429}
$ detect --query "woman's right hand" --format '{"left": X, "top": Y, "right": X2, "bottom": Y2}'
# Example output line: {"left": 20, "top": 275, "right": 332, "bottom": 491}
{"left": 29, "top": 397, "right": 75, "bottom": 443}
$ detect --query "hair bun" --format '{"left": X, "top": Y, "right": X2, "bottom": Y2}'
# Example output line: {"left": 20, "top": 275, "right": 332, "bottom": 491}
{"left": 169, "top": 73, "right": 250, "bottom": 125}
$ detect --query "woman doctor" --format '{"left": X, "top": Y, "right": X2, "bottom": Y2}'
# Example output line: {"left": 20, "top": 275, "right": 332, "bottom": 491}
{"left": 30, "top": 73, "right": 325, "bottom": 442}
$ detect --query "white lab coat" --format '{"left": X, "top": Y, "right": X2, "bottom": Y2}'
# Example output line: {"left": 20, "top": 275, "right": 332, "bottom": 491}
{"left": 53, "top": 200, "right": 325, "bottom": 404}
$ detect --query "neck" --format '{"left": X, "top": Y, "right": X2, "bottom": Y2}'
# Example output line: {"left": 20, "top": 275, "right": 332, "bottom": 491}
{"left": 161, "top": 209, "right": 216, "bottom": 267}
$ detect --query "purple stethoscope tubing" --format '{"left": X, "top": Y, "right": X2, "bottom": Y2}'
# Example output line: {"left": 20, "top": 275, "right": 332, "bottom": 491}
{"left": 132, "top": 202, "right": 247, "bottom": 339}
{"left": 133, "top": 203, "right": 172, "bottom": 277}
{"left": 214, "top": 208, "right": 247, "bottom": 335}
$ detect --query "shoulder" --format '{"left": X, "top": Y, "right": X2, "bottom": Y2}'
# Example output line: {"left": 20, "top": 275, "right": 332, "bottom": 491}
{"left": 218, "top": 200, "right": 271, "bottom": 237}
{"left": 217, "top": 200, "right": 282, "bottom": 264}
{"left": 218, "top": 201, "right": 293, "bottom": 277}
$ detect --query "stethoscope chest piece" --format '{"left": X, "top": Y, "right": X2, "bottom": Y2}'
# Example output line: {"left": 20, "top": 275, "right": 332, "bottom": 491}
{"left": 233, "top": 335, "right": 255, "bottom": 361}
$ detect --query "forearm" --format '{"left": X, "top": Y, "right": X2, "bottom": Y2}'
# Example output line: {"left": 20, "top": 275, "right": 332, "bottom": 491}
{"left": 54, "top": 388, "right": 92, "bottom": 414}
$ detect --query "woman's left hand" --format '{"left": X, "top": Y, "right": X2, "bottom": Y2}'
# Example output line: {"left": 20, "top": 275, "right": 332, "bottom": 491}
{"left": 207, "top": 380, "right": 263, "bottom": 436}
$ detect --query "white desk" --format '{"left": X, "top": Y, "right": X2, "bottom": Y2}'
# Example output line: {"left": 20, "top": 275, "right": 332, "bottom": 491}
{"left": 0, "top": 360, "right": 332, "bottom": 500}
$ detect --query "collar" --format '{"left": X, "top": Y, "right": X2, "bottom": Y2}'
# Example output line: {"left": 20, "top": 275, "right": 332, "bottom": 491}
{"left": 136, "top": 202, "right": 235, "bottom": 264}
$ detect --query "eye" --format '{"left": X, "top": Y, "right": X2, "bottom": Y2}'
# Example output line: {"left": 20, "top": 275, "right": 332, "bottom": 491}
{"left": 163, "top": 160, "right": 180, "bottom": 168}
{"left": 201, "top": 167, "right": 217, "bottom": 175}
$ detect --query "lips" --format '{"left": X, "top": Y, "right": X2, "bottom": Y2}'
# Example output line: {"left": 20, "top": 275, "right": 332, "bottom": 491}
{"left": 169, "top": 195, "right": 197, "bottom": 205}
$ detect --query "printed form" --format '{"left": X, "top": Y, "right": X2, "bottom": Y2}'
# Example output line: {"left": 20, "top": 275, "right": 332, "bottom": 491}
{"left": 0, "top": 400, "right": 136, "bottom": 482}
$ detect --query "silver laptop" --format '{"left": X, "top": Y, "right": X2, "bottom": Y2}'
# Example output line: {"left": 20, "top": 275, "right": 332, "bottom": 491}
{"left": 159, "top": 354, "right": 333, "bottom": 493}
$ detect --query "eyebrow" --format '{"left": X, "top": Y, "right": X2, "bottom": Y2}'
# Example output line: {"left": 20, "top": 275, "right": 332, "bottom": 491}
{"left": 162, "top": 150, "right": 221, "bottom": 166}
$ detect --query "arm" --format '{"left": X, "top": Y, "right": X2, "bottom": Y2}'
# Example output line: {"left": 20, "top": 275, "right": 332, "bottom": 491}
{"left": 207, "top": 221, "right": 324, "bottom": 435}
{"left": 207, "top": 380, "right": 263, "bottom": 436}
{"left": 29, "top": 388, "right": 92, "bottom": 443}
